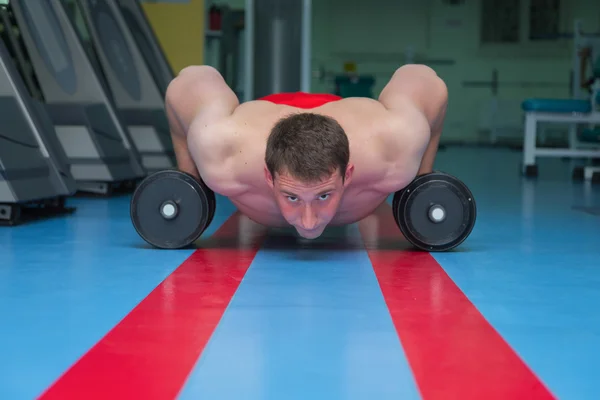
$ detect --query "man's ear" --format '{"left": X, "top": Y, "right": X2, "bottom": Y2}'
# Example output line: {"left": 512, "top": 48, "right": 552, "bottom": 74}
{"left": 343, "top": 163, "right": 355, "bottom": 186}
{"left": 264, "top": 165, "right": 274, "bottom": 188}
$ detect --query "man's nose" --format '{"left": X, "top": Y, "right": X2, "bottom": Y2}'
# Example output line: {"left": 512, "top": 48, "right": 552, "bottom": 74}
{"left": 301, "top": 206, "right": 318, "bottom": 230}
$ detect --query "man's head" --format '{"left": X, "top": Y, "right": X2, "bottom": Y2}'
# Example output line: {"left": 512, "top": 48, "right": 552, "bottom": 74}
{"left": 264, "top": 112, "right": 353, "bottom": 239}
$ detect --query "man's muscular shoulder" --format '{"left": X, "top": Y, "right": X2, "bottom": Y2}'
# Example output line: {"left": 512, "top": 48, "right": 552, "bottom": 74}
{"left": 166, "top": 66, "right": 246, "bottom": 195}
{"left": 323, "top": 97, "right": 431, "bottom": 193}
{"left": 186, "top": 109, "right": 248, "bottom": 196}
{"left": 187, "top": 100, "right": 282, "bottom": 196}
{"left": 371, "top": 101, "right": 432, "bottom": 192}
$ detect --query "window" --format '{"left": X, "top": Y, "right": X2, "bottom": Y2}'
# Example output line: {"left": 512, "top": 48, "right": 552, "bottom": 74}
{"left": 481, "top": 0, "right": 561, "bottom": 44}
{"left": 529, "top": 0, "right": 560, "bottom": 40}
{"left": 481, "top": 0, "right": 520, "bottom": 44}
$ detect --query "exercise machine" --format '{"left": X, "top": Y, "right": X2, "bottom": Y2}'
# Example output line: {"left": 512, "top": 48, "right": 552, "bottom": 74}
{"left": 73, "top": 0, "right": 176, "bottom": 173}
{"left": 114, "top": 0, "right": 174, "bottom": 96}
{"left": 521, "top": 20, "right": 600, "bottom": 178}
{"left": 0, "top": 37, "right": 75, "bottom": 225}
{"left": 8, "top": 0, "right": 145, "bottom": 195}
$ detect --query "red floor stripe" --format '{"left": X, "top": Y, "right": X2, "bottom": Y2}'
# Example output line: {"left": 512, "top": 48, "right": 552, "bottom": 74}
{"left": 39, "top": 212, "right": 267, "bottom": 400}
{"left": 358, "top": 204, "right": 556, "bottom": 400}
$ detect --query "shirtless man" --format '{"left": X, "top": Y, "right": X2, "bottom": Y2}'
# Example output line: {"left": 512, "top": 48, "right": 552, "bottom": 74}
{"left": 164, "top": 64, "right": 448, "bottom": 239}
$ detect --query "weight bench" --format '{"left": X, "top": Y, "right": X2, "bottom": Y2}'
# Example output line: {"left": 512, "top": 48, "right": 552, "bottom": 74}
{"left": 574, "top": 127, "right": 600, "bottom": 182}
{"left": 521, "top": 89, "right": 600, "bottom": 177}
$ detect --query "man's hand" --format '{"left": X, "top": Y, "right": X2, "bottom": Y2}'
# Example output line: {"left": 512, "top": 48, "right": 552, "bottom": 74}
{"left": 379, "top": 64, "right": 448, "bottom": 175}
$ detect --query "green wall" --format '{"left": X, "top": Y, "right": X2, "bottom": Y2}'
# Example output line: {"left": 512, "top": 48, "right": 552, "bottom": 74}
{"left": 142, "top": 0, "right": 206, "bottom": 73}
{"left": 209, "top": 0, "right": 600, "bottom": 141}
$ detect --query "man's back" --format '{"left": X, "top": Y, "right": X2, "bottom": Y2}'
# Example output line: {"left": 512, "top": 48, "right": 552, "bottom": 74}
{"left": 186, "top": 95, "right": 428, "bottom": 226}
{"left": 165, "top": 64, "right": 447, "bottom": 237}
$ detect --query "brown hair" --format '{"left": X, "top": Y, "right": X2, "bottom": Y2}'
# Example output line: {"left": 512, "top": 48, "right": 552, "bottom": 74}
{"left": 265, "top": 112, "right": 349, "bottom": 183}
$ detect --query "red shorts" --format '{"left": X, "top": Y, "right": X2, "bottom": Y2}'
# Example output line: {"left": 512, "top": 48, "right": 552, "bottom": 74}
{"left": 259, "top": 92, "right": 342, "bottom": 109}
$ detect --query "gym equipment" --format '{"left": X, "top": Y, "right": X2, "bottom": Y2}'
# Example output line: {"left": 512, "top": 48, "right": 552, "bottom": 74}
{"left": 520, "top": 20, "right": 600, "bottom": 178}
{"left": 114, "top": 0, "right": 174, "bottom": 96}
{"left": 334, "top": 75, "right": 375, "bottom": 98}
{"left": 244, "top": 0, "right": 312, "bottom": 100}
{"left": 392, "top": 172, "right": 476, "bottom": 252}
{"left": 0, "top": 37, "right": 76, "bottom": 225}
{"left": 7, "top": 0, "right": 145, "bottom": 195}
{"left": 73, "top": 0, "right": 176, "bottom": 173}
{"left": 130, "top": 170, "right": 216, "bottom": 249}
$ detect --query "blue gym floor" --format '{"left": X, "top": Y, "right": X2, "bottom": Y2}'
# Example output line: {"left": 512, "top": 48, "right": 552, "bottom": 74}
{"left": 1, "top": 147, "right": 600, "bottom": 400}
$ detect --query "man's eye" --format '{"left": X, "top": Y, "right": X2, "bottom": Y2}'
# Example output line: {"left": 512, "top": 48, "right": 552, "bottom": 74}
{"left": 319, "top": 194, "right": 330, "bottom": 201}
{"left": 287, "top": 196, "right": 298, "bottom": 202}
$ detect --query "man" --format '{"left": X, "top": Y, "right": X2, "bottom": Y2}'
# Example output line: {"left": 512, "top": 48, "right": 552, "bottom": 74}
{"left": 165, "top": 64, "right": 448, "bottom": 239}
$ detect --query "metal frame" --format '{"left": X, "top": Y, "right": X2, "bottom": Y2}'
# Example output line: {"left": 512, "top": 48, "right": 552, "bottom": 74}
{"left": 522, "top": 110, "right": 600, "bottom": 168}
{"left": 300, "top": 0, "right": 311, "bottom": 93}
{"left": 243, "top": 0, "right": 311, "bottom": 102}
{"left": 584, "top": 165, "right": 600, "bottom": 179}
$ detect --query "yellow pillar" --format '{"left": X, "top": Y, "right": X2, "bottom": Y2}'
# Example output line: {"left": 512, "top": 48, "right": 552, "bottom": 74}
{"left": 141, "top": 0, "right": 205, "bottom": 74}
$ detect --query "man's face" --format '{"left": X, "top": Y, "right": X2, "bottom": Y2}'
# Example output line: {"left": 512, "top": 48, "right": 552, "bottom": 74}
{"left": 265, "top": 166, "right": 353, "bottom": 239}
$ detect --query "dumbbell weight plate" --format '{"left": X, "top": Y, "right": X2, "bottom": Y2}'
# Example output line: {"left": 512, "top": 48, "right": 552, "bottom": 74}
{"left": 130, "top": 170, "right": 213, "bottom": 249}
{"left": 394, "top": 172, "right": 476, "bottom": 251}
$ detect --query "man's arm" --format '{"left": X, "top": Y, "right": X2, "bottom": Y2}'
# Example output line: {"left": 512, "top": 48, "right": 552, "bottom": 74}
{"left": 165, "top": 65, "right": 242, "bottom": 193}
{"left": 378, "top": 64, "right": 448, "bottom": 175}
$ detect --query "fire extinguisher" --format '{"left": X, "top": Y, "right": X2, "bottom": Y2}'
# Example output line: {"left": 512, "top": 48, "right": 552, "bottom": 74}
{"left": 209, "top": 4, "right": 222, "bottom": 31}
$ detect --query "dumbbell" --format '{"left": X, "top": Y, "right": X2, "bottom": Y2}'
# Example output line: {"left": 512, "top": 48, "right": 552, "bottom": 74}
{"left": 130, "top": 170, "right": 216, "bottom": 249}
{"left": 392, "top": 171, "right": 476, "bottom": 251}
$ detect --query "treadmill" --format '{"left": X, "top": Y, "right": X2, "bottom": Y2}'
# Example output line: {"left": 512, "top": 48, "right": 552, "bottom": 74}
{"left": 0, "top": 33, "right": 76, "bottom": 225}
{"left": 70, "top": 0, "right": 176, "bottom": 173}
{"left": 8, "top": 0, "right": 146, "bottom": 195}
{"left": 115, "top": 0, "right": 174, "bottom": 96}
